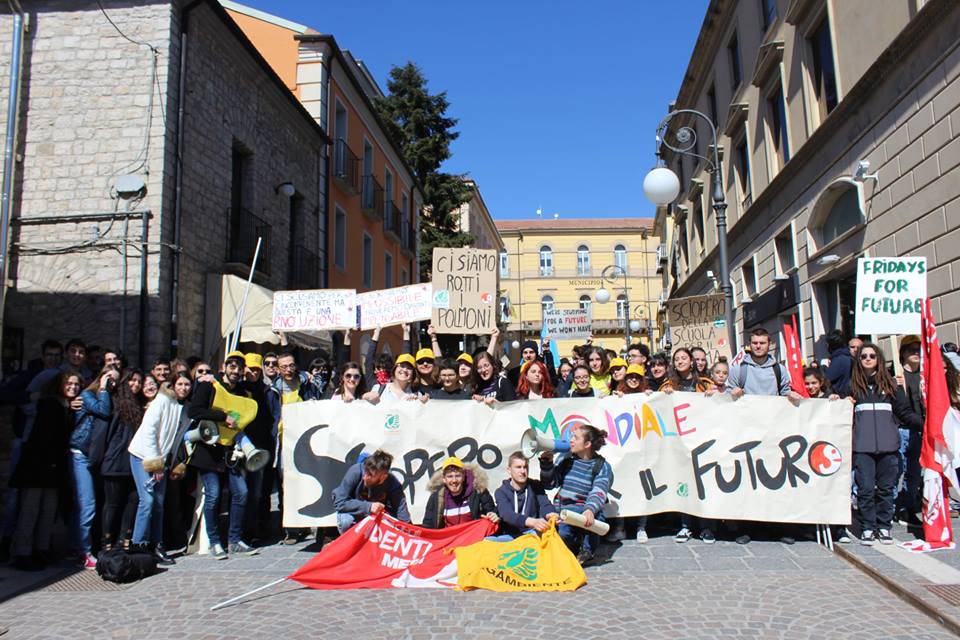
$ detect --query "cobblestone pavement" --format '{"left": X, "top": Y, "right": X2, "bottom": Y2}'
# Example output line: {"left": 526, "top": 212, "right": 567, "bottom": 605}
{"left": 0, "top": 533, "right": 954, "bottom": 640}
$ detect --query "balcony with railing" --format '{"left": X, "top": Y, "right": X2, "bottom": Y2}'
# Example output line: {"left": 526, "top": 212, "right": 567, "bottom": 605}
{"left": 401, "top": 215, "right": 415, "bottom": 255}
{"left": 383, "top": 199, "right": 401, "bottom": 241}
{"left": 333, "top": 138, "right": 360, "bottom": 195}
{"left": 361, "top": 174, "right": 384, "bottom": 219}
{"left": 289, "top": 244, "right": 319, "bottom": 289}
{"left": 226, "top": 206, "right": 271, "bottom": 275}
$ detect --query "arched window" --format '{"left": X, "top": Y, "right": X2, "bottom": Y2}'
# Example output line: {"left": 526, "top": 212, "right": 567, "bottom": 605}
{"left": 810, "top": 179, "right": 865, "bottom": 249}
{"left": 614, "top": 244, "right": 628, "bottom": 272}
{"left": 579, "top": 294, "right": 592, "bottom": 314}
{"left": 541, "top": 295, "right": 555, "bottom": 317}
{"left": 539, "top": 245, "right": 553, "bottom": 276}
{"left": 577, "top": 245, "right": 591, "bottom": 275}
{"left": 616, "top": 294, "right": 629, "bottom": 320}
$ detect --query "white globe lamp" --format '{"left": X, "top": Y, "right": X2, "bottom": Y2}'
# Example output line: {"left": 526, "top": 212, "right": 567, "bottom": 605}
{"left": 511, "top": 340, "right": 520, "bottom": 349}
{"left": 595, "top": 288, "right": 611, "bottom": 304}
{"left": 629, "top": 319, "right": 641, "bottom": 333}
{"left": 642, "top": 166, "right": 681, "bottom": 205}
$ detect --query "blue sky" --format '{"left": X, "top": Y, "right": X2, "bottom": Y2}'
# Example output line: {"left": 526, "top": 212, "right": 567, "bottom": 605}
{"left": 241, "top": 1, "right": 709, "bottom": 219}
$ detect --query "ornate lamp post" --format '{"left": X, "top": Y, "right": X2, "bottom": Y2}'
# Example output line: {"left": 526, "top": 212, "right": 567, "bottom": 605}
{"left": 642, "top": 109, "right": 737, "bottom": 352}
{"left": 594, "top": 264, "right": 631, "bottom": 346}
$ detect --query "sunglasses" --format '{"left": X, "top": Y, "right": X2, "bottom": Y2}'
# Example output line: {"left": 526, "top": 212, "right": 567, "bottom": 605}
{"left": 196, "top": 368, "right": 212, "bottom": 375}
{"left": 264, "top": 361, "right": 278, "bottom": 367}
{"left": 860, "top": 353, "right": 877, "bottom": 360}
{"left": 343, "top": 373, "right": 361, "bottom": 381}
{"left": 417, "top": 359, "right": 434, "bottom": 365}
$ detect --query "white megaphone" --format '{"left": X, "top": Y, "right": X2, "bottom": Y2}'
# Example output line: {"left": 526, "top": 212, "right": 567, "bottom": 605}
{"left": 234, "top": 434, "right": 270, "bottom": 473}
{"left": 184, "top": 420, "right": 219, "bottom": 446}
{"left": 520, "top": 428, "right": 572, "bottom": 459}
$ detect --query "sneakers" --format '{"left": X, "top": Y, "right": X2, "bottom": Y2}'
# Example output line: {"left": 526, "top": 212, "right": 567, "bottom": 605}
{"left": 636, "top": 528, "right": 649, "bottom": 544}
{"left": 229, "top": 541, "right": 259, "bottom": 557}
{"left": 674, "top": 527, "right": 691, "bottom": 543}
{"left": 210, "top": 544, "right": 228, "bottom": 560}
{"left": 575, "top": 548, "right": 594, "bottom": 566}
{"left": 878, "top": 529, "right": 894, "bottom": 545}
{"left": 860, "top": 530, "right": 875, "bottom": 546}
{"left": 701, "top": 529, "right": 716, "bottom": 544}
{"left": 82, "top": 553, "right": 97, "bottom": 569}
{"left": 735, "top": 534, "right": 751, "bottom": 545}
{"left": 836, "top": 530, "right": 852, "bottom": 544}
{"left": 153, "top": 545, "right": 176, "bottom": 566}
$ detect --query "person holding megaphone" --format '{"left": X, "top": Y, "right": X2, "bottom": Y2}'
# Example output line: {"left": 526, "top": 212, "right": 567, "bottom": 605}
{"left": 127, "top": 372, "right": 193, "bottom": 566}
{"left": 539, "top": 423, "right": 612, "bottom": 566}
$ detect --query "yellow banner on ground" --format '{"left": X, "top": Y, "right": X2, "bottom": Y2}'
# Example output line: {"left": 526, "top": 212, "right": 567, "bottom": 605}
{"left": 454, "top": 524, "right": 586, "bottom": 592}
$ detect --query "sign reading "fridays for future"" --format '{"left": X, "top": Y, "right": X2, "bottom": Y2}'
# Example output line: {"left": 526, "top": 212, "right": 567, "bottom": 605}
{"left": 854, "top": 256, "right": 927, "bottom": 335}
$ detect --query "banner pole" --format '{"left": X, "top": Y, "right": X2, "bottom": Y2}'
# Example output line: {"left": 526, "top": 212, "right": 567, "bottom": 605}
{"left": 228, "top": 236, "right": 262, "bottom": 354}
{"left": 210, "top": 576, "right": 287, "bottom": 611}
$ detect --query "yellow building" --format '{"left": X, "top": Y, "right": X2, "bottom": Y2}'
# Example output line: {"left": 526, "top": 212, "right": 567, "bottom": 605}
{"left": 495, "top": 218, "right": 662, "bottom": 362}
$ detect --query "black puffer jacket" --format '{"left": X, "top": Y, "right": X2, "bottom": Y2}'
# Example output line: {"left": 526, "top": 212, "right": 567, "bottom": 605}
{"left": 852, "top": 379, "right": 922, "bottom": 453}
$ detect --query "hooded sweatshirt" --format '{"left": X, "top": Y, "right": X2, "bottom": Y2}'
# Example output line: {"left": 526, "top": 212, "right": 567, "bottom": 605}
{"left": 729, "top": 354, "right": 789, "bottom": 396}
{"left": 421, "top": 466, "right": 497, "bottom": 528}
{"left": 494, "top": 478, "right": 555, "bottom": 537}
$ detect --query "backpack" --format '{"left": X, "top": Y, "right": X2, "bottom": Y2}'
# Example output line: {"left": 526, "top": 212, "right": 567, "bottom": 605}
{"left": 96, "top": 548, "right": 158, "bottom": 584}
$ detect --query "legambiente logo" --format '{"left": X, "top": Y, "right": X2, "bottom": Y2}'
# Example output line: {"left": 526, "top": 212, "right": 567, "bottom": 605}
{"left": 497, "top": 547, "right": 538, "bottom": 581}
{"left": 384, "top": 414, "right": 400, "bottom": 431}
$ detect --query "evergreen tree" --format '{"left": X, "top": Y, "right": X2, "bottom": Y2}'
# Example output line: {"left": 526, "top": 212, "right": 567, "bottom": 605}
{"left": 375, "top": 62, "right": 473, "bottom": 278}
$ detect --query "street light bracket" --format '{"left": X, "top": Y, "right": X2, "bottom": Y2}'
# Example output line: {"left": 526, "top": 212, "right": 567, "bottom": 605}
{"left": 655, "top": 109, "right": 720, "bottom": 175}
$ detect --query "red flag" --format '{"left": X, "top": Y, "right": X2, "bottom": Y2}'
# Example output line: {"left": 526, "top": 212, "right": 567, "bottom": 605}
{"left": 288, "top": 513, "right": 496, "bottom": 589}
{"left": 782, "top": 316, "right": 808, "bottom": 397}
{"left": 902, "top": 299, "right": 958, "bottom": 552}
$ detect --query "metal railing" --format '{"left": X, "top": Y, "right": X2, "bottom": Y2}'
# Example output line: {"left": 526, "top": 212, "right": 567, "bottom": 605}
{"left": 226, "top": 206, "right": 271, "bottom": 275}
{"left": 333, "top": 138, "right": 360, "bottom": 194}
{"left": 289, "top": 244, "right": 319, "bottom": 289}
{"left": 361, "top": 174, "right": 384, "bottom": 218}
{"left": 383, "top": 199, "right": 401, "bottom": 239}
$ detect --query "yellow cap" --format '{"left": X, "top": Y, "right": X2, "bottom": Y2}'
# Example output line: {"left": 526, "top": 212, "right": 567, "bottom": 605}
{"left": 225, "top": 350, "right": 245, "bottom": 363}
{"left": 441, "top": 456, "right": 464, "bottom": 470}
{"left": 457, "top": 352, "right": 474, "bottom": 365}
{"left": 395, "top": 353, "right": 416, "bottom": 368}
{"left": 415, "top": 348, "right": 436, "bottom": 362}
{"left": 626, "top": 364, "right": 644, "bottom": 377}
{"left": 244, "top": 353, "right": 263, "bottom": 369}
{"left": 609, "top": 357, "right": 627, "bottom": 370}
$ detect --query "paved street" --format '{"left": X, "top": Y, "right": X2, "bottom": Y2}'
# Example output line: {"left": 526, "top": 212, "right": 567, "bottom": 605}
{"left": 0, "top": 530, "right": 955, "bottom": 640}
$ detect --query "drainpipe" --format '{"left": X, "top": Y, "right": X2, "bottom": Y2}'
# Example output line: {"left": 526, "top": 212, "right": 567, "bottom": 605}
{"left": 0, "top": 1, "right": 26, "bottom": 374}
{"left": 138, "top": 209, "right": 149, "bottom": 369}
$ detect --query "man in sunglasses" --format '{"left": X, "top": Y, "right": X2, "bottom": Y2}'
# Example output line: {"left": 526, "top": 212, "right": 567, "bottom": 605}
{"left": 243, "top": 353, "right": 281, "bottom": 542}
{"left": 262, "top": 352, "right": 280, "bottom": 386}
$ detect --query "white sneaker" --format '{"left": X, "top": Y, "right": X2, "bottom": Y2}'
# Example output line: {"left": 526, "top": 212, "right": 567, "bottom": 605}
{"left": 636, "top": 528, "right": 649, "bottom": 544}
{"left": 211, "top": 543, "right": 228, "bottom": 560}
{"left": 860, "top": 530, "right": 875, "bottom": 546}
{"left": 837, "top": 530, "right": 851, "bottom": 544}
{"left": 674, "top": 527, "right": 691, "bottom": 543}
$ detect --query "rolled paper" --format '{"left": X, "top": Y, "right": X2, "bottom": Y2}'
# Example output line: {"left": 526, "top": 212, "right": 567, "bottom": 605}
{"left": 559, "top": 509, "right": 610, "bottom": 536}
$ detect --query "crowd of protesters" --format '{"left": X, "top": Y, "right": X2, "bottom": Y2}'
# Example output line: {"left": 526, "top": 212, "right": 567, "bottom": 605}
{"left": 1, "top": 322, "right": 959, "bottom": 572}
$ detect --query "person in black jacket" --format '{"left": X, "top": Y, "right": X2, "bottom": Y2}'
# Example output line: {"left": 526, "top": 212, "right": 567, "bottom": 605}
{"left": 187, "top": 351, "right": 259, "bottom": 560}
{"left": 849, "top": 343, "right": 923, "bottom": 546}
{"left": 91, "top": 369, "right": 145, "bottom": 551}
{"left": 421, "top": 457, "right": 499, "bottom": 529}
{"left": 825, "top": 330, "right": 854, "bottom": 397}
{"left": 471, "top": 352, "right": 516, "bottom": 404}
{"left": 9, "top": 371, "right": 78, "bottom": 570}
{"left": 429, "top": 359, "right": 468, "bottom": 400}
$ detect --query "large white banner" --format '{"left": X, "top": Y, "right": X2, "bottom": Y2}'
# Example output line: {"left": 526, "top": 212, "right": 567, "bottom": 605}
{"left": 281, "top": 393, "right": 853, "bottom": 528}
{"left": 357, "top": 283, "right": 432, "bottom": 330}
{"left": 272, "top": 289, "right": 357, "bottom": 331}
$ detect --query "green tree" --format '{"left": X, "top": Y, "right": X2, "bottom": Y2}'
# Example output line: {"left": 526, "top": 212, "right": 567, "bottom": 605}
{"left": 375, "top": 62, "right": 473, "bottom": 278}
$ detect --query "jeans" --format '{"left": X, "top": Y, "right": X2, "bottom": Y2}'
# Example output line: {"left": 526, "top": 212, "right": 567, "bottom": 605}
{"left": 200, "top": 469, "right": 247, "bottom": 547}
{"left": 69, "top": 449, "right": 97, "bottom": 555}
{"left": 854, "top": 451, "right": 899, "bottom": 532}
{"left": 557, "top": 504, "right": 605, "bottom": 555}
{"left": 336, "top": 512, "right": 359, "bottom": 534}
{"left": 131, "top": 455, "right": 166, "bottom": 546}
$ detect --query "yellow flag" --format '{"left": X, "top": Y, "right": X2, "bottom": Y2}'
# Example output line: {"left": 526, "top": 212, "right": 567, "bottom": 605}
{"left": 454, "top": 522, "right": 586, "bottom": 592}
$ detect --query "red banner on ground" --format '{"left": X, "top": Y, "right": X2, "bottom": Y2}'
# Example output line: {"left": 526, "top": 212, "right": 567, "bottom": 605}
{"left": 288, "top": 513, "right": 495, "bottom": 589}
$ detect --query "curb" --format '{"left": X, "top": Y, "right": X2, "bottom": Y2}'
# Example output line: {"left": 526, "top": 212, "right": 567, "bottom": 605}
{"left": 834, "top": 545, "right": 960, "bottom": 637}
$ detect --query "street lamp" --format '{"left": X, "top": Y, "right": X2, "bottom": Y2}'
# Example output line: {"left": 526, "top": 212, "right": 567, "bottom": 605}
{"left": 594, "top": 264, "right": 631, "bottom": 346}
{"left": 642, "top": 109, "right": 737, "bottom": 353}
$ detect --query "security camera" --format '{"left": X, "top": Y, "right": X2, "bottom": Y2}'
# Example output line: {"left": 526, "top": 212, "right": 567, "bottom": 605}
{"left": 853, "top": 160, "right": 878, "bottom": 183}
{"left": 706, "top": 270, "right": 715, "bottom": 279}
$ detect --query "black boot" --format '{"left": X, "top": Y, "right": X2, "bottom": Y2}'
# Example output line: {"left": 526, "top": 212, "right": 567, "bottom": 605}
{"left": 153, "top": 543, "right": 175, "bottom": 566}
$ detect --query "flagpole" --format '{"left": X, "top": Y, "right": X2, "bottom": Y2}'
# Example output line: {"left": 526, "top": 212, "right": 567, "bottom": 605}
{"left": 210, "top": 577, "right": 288, "bottom": 611}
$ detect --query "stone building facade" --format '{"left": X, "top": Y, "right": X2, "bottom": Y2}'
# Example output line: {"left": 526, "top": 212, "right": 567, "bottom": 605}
{"left": 656, "top": 0, "right": 960, "bottom": 361}
{"left": 454, "top": 179, "right": 504, "bottom": 254}
{"left": 0, "top": 0, "right": 329, "bottom": 369}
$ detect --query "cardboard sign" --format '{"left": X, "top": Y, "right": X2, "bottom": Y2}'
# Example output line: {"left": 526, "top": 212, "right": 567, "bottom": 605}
{"left": 666, "top": 293, "right": 732, "bottom": 363}
{"left": 431, "top": 248, "right": 498, "bottom": 335}
{"left": 357, "top": 283, "right": 432, "bottom": 330}
{"left": 542, "top": 308, "right": 592, "bottom": 340}
{"left": 855, "top": 257, "right": 927, "bottom": 334}
{"left": 272, "top": 289, "right": 357, "bottom": 331}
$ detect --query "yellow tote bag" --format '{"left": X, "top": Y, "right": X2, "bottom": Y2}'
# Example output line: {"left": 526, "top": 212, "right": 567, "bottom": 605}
{"left": 454, "top": 522, "right": 587, "bottom": 592}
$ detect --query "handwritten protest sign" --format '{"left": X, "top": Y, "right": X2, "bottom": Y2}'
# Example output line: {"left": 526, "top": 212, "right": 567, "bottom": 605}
{"left": 855, "top": 257, "right": 927, "bottom": 334}
{"left": 666, "top": 294, "right": 732, "bottom": 363}
{"left": 431, "top": 248, "right": 498, "bottom": 334}
{"left": 272, "top": 289, "right": 357, "bottom": 331}
{"left": 357, "top": 283, "right": 432, "bottom": 330}
{"left": 543, "top": 308, "right": 592, "bottom": 340}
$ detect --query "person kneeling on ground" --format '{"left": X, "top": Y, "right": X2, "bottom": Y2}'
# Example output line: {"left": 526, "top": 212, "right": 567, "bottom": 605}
{"left": 495, "top": 452, "right": 555, "bottom": 538}
{"left": 540, "top": 424, "right": 612, "bottom": 566}
{"left": 331, "top": 450, "right": 410, "bottom": 534}
{"left": 422, "top": 457, "right": 499, "bottom": 529}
